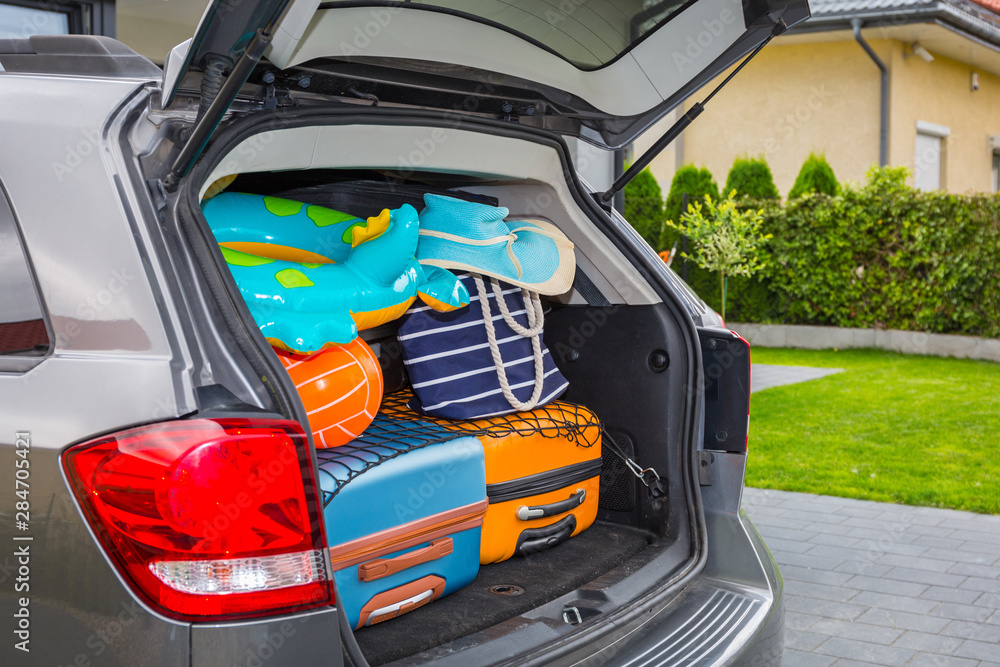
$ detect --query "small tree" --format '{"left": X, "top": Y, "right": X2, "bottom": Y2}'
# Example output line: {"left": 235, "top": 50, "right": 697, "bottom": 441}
{"left": 665, "top": 192, "right": 770, "bottom": 320}
{"left": 661, "top": 165, "right": 719, "bottom": 249}
{"left": 723, "top": 156, "right": 780, "bottom": 200}
{"left": 788, "top": 153, "right": 840, "bottom": 198}
{"left": 623, "top": 167, "right": 665, "bottom": 248}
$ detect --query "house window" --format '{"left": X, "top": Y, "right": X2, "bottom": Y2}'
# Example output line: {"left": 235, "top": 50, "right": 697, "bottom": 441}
{"left": 0, "top": 183, "right": 51, "bottom": 357}
{"left": 0, "top": 0, "right": 115, "bottom": 39}
{"left": 0, "top": 2, "right": 72, "bottom": 38}
{"left": 914, "top": 121, "right": 950, "bottom": 191}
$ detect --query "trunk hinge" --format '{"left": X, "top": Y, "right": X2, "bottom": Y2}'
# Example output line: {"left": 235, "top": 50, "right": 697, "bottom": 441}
{"left": 597, "top": 17, "right": 788, "bottom": 207}
{"left": 162, "top": 29, "right": 273, "bottom": 193}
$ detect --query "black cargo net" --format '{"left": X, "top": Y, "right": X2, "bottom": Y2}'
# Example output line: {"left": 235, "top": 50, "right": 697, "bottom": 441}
{"left": 379, "top": 391, "right": 601, "bottom": 450}
{"left": 315, "top": 413, "right": 460, "bottom": 506}
{"left": 598, "top": 431, "right": 639, "bottom": 512}
{"left": 316, "top": 392, "right": 603, "bottom": 507}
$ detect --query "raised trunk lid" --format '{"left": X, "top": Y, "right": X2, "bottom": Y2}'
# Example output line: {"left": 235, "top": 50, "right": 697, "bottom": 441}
{"left": 162, "top": 0, "right": 809, "bottom": 148}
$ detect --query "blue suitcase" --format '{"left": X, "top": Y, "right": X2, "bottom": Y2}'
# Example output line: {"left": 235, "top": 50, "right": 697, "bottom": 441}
{"left": 316, "top": 414, "right": 487, "bottom": 629}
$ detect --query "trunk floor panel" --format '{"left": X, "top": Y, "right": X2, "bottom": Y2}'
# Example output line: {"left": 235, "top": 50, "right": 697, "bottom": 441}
{"left": 353, "top": 521, "right": 656, "bottom": 665}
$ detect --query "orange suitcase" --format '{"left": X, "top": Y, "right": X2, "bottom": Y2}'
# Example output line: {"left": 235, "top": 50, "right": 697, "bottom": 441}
{"left": 380, "top": 393, "right": 602, "bottom": 564}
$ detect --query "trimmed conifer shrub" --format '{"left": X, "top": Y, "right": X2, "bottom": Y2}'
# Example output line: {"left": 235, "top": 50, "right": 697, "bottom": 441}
{"left": 623, "top": 167, "right": 665, "bottom": 248}
{"left": 660, "top": 165, "right": 719, "bottom": 249}
{"left": 723, "top": 156, "right": 780, "bottom": 200}
{"left": 788, "top": 153, "right": 840, "bottom": 198}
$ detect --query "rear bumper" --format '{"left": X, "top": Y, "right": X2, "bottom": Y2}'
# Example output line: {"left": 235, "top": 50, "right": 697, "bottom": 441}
{"left": 563, "top": 448, "right": 789, "bottom": 667}
{"left": 190, "top": 607, "right": 343, "bottom": 667}
{"left": 555, "top": 509, "right": 783, "bottom": 667}
{"left": 572, "top": 575, "right": 782, "bottom": 667}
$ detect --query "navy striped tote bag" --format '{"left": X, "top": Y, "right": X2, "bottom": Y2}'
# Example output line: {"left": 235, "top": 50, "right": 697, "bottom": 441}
{"left": 397, "top": 273, "right": 569, "bottom": 420}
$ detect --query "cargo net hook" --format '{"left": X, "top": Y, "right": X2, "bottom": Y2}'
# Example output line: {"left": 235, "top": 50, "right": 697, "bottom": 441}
{"left": 600, "top": 426, "right": 666, "bottom": 498}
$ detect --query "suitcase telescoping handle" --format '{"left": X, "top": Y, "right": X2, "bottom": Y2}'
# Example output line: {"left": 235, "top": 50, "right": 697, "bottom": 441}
{"left": 358, "top": 538, "right": 454, "bottom": 582}
{"left": 515, "top": 489, "right": 586, "bottom": 521}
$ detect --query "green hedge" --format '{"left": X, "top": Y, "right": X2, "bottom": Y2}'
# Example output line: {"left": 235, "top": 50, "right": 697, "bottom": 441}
{"left": 623, "top": 167, "right": 665, "bottom": 248}
{"left": 685, "top": 167, "right": 1000, "bottom": 338}
{"left": 660, "top": 165, "right": 719, "bottom": 250}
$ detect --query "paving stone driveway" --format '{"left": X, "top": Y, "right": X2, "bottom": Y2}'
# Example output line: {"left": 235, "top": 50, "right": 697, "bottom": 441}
{"left": 751, "top": 364, "right": 844, "bottom": 392}
{"left": 743, "top": 488, "right": 1000, "bottom": 667}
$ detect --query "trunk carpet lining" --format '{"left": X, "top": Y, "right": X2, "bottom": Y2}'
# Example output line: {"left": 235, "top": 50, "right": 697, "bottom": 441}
{"left": 353, "top": 521, "right": 656, "bottom": 665}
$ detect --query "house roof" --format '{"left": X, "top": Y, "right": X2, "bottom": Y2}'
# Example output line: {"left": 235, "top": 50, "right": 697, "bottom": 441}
{"left": 796, "top": 0, "right": 1000, "bottom": 47}
{"left": 811, "top": 0, "right": 942, "bottom": 12}
{"left": 808, "top": 0, "right": 997, "bottom": 15}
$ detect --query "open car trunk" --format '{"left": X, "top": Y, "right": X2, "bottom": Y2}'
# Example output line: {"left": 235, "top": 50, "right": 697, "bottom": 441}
{"left": 166, "top": 109, "right": 705, "bottom": 665}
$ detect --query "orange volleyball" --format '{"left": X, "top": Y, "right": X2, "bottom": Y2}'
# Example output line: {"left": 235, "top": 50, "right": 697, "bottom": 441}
{"left": 275, "top": 338, "right": 384, "bottom": 449}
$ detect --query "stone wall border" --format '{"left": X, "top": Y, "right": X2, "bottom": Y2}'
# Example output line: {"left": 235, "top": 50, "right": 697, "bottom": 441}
{"left": 728, "top": 323, "right": 1000, "bottom": 364}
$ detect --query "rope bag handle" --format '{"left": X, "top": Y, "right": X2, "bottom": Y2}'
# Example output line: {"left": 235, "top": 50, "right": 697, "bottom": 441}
{"left": 473, "top": 275, "right": 545, "bottom": 411}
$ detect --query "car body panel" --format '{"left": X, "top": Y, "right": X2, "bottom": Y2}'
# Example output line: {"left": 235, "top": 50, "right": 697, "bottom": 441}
{"left": 0, "top": 73, "right": 195, "bottom": 667}
{"left": 190, "top": 607, "right": 343, "bottom": 667}
{"left": 0, "top": 74, "right": 192, "bottom": 435}
{"left": 0, "top": 77, "right": 173, "bottom": 358}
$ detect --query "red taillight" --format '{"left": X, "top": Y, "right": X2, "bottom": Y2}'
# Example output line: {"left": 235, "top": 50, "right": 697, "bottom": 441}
{"left": 63, "top": 419, "right": 333, "bottom": 621}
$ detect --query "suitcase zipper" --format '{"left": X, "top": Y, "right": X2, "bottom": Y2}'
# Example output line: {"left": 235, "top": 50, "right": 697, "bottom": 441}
{"left": 486, "top": 458, "right": 603, "bottom": 504}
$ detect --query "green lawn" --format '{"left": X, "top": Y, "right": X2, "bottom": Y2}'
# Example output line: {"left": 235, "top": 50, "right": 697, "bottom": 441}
{"left": 746, "top": 347, "right": 1000, "bottom": 514}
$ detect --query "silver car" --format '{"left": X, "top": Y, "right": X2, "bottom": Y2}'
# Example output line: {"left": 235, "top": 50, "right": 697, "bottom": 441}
{"left": 0, "top": 0, "right": 808, "bottom": 664}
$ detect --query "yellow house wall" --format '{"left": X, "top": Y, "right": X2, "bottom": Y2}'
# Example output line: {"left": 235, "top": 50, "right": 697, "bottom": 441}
{"left": 889, "top": 47, "right": 1000, "bottom": 192}
{"left": 631, "top": 110, "right": 684, "bottom": 192}
{"left": 117, "top": 15, "right": 195, "bottom": 64}
{"left": 657, "top": 39, "right": 886, "bottom": 197}
{"left": 645, "top": 36, "right": 1000, "bottom": 196}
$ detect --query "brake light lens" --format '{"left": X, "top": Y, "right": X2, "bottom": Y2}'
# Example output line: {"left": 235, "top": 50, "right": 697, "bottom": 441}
{"left": 63, "top": 418, "right": 333, "bottom": 620}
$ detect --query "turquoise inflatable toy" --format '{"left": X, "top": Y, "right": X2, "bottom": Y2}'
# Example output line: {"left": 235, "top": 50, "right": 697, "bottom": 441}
{"left": 203, "top": 195, "right": 469, "bottom": 354}
{"left": 203, "top": 191, "right": 391, "bottom": 264}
